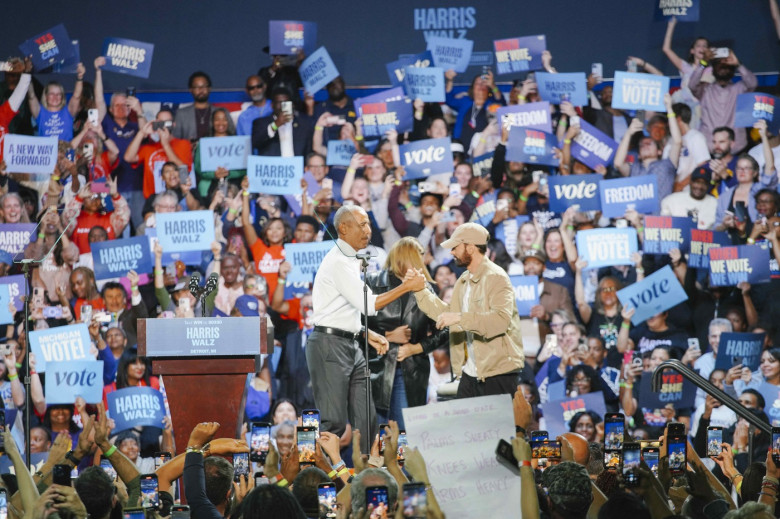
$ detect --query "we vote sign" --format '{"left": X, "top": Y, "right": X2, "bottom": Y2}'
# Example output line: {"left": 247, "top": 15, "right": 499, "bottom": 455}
{"left": 283, "top": 241, "right": 335, "bottom": 298}
{"left": 547, "top": 174, "right": 601, "bottom": 213}
{"left": 247, "top": 156, "right": 303, "bottom": 195}
{"left": 400, "top": 138, "right": 452, "bottom": 180}
{"left": 734, "top": 93, "right": 780, "bottom": 134}
{"left": 510, "top": 275, "right": 539, "bottom": 316}
{"left": 714, "top": 332, "right": 765, "bottom": 372}
{"left": 505, "top": 128, "right": 558, "bottom": 166}
{"left": 45, "top": 361, "right": 103, "bottom": 404}
{"left": 300, "top": 47, "right": 339, "bottom": 95}
{"left": 542, "top": 391, "right": 607, "bottom": 437}
{"left": 643, "top": 216, "right": 693, "bottom": 255}
{"left": 494, "top": 35, "right": 545, "bottom": 75}
{"left": 108, "top": 387, "right": 166, "bottom": 433}
{"left": 709, "top": 245, "right": 771, "bottom": 286}
{"left": 403, "top": 67, "right": 445, "bottom": 102}
{"left": 688, "top": 229, "right": 731, "bottom": 269}
{"left": 3, "top": 135, "right": 58, "bottom": 174}
{"left": 326, "top": 140, "right": 357, "bottom": 166}
{"left": 570, "top": 120, "right": 618, "bottom": 170}
{"left": 19, "top": 24, "right": 76, "bottom": 70}
{"left": 386, "top": 51, "right": 432, "bottom": 86}
{"left": 156, "top": 210, "right": 215, "bottom": 253}
{"left": 356, "top": 88, "right": 413, "bottom": 138}
{"left": 496, "top": 102, "right": 552, "bottom": 133}
{"left": 29, "top": 323, "right": 91, "bottom": 373}
{"left": 576, "top": 228, "right": 637, "bottom": 270}
{"left": 535, "top": 72, "right": 588, "bottom": 106}
{"left": 426, "top": 36, "right": 473, "bottom": 73}
{"left": 199, "top": 136, "right": 250, "bottom": 172}
{"left": 0, "top": 224, "right": 36, "bottom": 256}
{"left": 91, "top": 236, "right": 153, "bottom": 280}
{"left": 654, "top": 0, "right": 700, "bottom": 22}
{"left": 612, "top": 72, "right": 670, "bottom": 112}
{"left": 617, "top": 265, "right": 688, "bottom": 325}
{"left": 0, "top": 275, "right": 27, "bottom": 311}
{"left": 269, "top": 21, "right": 317, "bottom": 55}
{"left": 101, "top": 37, "right": 154, "bottom": 78}
{"left": 599, "top": 175, "right": 660, "bottom": 218}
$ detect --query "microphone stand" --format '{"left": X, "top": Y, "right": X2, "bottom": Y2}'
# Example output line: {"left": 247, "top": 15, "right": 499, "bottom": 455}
{"left": 358, "top": 253, "right": 372, "bottom": 447}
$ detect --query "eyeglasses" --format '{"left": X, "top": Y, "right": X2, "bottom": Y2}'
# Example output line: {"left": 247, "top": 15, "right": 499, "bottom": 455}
{"left": 247, "top": 84, "right": 265, "bottom": 90}
{"left": 191, "top": 83, "right": 210, "bottom": 90}
{"left": 600, "top": 286, "right": 617, "bottom": 293}
{"left": 573, "top": 376, "right": 590, "bottom": 383}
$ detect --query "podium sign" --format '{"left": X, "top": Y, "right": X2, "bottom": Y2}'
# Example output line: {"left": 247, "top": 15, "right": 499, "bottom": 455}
{"left": 143, "top": 317, "right": 264, "bottom": 357}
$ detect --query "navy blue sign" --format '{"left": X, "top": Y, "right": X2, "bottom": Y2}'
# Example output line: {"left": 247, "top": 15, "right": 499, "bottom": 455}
{"left": 547, "top": 174, "right": 601, "bottom": 213}
{"left": 386, "top": 51, "right": 432, "bottom": 87}
{"left": 570, "top": 120, "right": 618, "bottom": 169}
{"left": 654, "top": 0, "right": 700, "bottom": 22}
{"left": 638, "top": 374, "right": 696, "bottom": 427}
{"left": 714, "top": 332, "right": 765, "bottom": 372}
{"left": 494, "top": 35, "right": 546, "bottom": 75}
{"left": 400, "top": 138, "right": 453, "bottom": 180}
{"left": 599, "top": 175, "right": 660, "bottom": 218}
{"left": 268, "top": 21, "right": 317, "bottom": 55}
{"left": 496, "top": 102, "right": 552, "bottom": 134}
{"left": 91, "top": 236, "right": 153, "bottom": 280}
{"left": 355, "top": 88, "right": 413, "bottom": 138}
{"left": 541, "top": 391, "right": 606, "bottom": 437}
{"left": 709, "top": 245, "right": 771, "bottom": 286}
{"left": 108, "top": 387, "right": 166, "bottom": 433}
{"left": 643, "top": 216, "right": 693, "bottom": 255}
{"left": 505, "top": 128, "right": 559, "bottom": 166}
{"left": 19, "top": 24, "right": 76, "bottom": 70}
{"left": 101, "top": 37, "right": 154, "bottom": 78}
{"left": 734, "top": 93, "right": 780, "bottom": 134}
{"left": 688, "top": 229, "right": 731, "bottom": 269}
{"left": 0, "top": 275, "right": 26, "bottom": 311}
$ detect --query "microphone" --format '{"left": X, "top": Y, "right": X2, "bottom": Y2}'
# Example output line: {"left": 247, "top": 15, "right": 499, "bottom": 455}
{"left": 355, "top": 252, "right": 373, "bottom": 260}
{"left": 204, "top": 272, "right": 219, "bottom": 295}
{"left": 189, "top": 272, "right": 202, "bottom": 297}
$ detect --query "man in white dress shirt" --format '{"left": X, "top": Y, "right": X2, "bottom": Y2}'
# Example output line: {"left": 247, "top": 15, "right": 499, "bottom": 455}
{"left": 308, "top": 205, "right": 424, "bottom": 450}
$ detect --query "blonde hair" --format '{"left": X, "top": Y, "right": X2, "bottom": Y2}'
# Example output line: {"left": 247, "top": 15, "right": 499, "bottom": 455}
{"left": 384, "top": 237, "right": 433, "bottom": 282}
{"left": 42, "top": 82, "right": 66, "bottom": 111}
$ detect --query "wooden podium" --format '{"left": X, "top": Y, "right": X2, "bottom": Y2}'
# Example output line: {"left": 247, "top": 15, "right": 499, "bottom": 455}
{"left": 137, "top": 316, "right": 273, "bottom": 456}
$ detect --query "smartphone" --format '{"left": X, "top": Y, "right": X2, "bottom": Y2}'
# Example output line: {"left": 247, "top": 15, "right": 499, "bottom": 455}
{"left": 449, "top": 183, "right": 461, "bottom": 197}
{"left": 83, "top": 142, "right": 94, "bottom": 158}
{"left": 254, "top": 472, "right": 269, "bottom": 486}
{"left": 100, "top": 457, "right": 117, "bottom": 480}
{"left": 282, "top": 101, "right": 293, "bottom": 117}
{"left": 140, "top": 473, "right": 159, "bottom": 509}
{"left": 178, "top": 165, "right": 190, "bottom": 185}
{"left": 126, "top": 86, "right": 136, "bottom": 98}
{"left": 418, "top": 181, "right": 436, "bottom": 193}
{"left": 627, "top": 59, "right": 637, "bottom": 73}
{"left": 569, "top": 115, "right": 580, "bottom": 127}
{"left": 366, "top": 486, "right": 389, "bottom": 519}
{"left": 773, "top": 427, "right": 780, "bottom": 464}
{"left": 531, "top": 440, "right": 561, "bottom": 460}
{"left": 495, "top": 438, "right": 519, "bottom": 475}
{"left": 321, "top": 178, "right": 333, "bottom": 191}
{"left": 707, "top": 426, "right": 723, "bottom": 457}
{"left": 622, "top": 442, "right": 640, "bottom": 486}
{"left": 402, "top": 482, "right": 427, "bottom": 518}
{"left": 178, "top": 297, "right": 191, "bottom": 314}
{"left": 733, "top": 356, "right": 743, "bottom": 367}
{"left": 65, "top": 148, "right": 76, "bottom": 162}
{"left": 604, "top": 449, "right": 621, "bottom": 470}
{"left": 81, "top": 304, "right": 93, "bottom": 324}
{"left": 713, "top": 47, "right": 730, "bottom": 59}
{"left": 530, "top": 430, "right": 548, "bottom": 442}
{"left": 532, "top": 170, "right": 543, "bottom": 184}
{"left": 302, "top": 409, "right": 320, "bottom": 439}
{"left": 32, "top": 286, "right": 45, "bottom": 307}
{"left": 481, "top": 65, "right": 490, "bottom": 80}
{"left": 687, "top": 338, "right": 700, "bottom": 351}
{"left": 251, "top": 422, "right": 271, "bottom": 462}
{"left": 0, "top": 489, "right": 7, "bottom": 519}
{"left": 43, "top": 306, "right": 64, "bottom": 319}
{"left": 667, "top": 435, "right": 687, "bottom": 476}
{"left": 171, "top": 505, "right": 190, "bottom": 519}
{"left": 0, "top": 62, "right": 12, "bottom": 73}
{"left": 642, "top": 447, "right": 659, "bottom": 477}
{"left": 591, "top": 63, "right": 603, "bottom": 80}
{"left": 667, "top": 422, "right": 685, "bottom": 437}
{"left": 297, "top": 426, "right": 316, "bottom": 466}
{"left": 152, "top": 120, "right": 173, "bottom": 131}
{"left": 88, "top": 108, "right": 99, "bottom": 126}
{"left": 123, "top": 509, "right": 145, "bottom": 519}
{"left": 439, "top": 210, "right": 457, "bottom": 223}
{"left": 496, "top": 198, "right": 509, "bottom": 212}
{"left": 734, "top": 201, "right": 747, "bottom": 224}
{"left": 53, "top": 464, "right": 71, "bottom": 486}
{"left": 615, "top": 219, "right": 628, "bottom": 229}
{"left": 233, "top": 452, "right": 250, "bottom": 482}
{"left": 153, "top": 452, "right": 171, "bottom": 470}
{"left": 397, "top": 430, "right": 408, "bottom": 464}
{"left": 318, "top": 482, "right": 338, "bottom": 519}
{"left": 379, "top": 423, "right": 389, "bottom": 455}
{"left": 604, "top": 413, "right": 625, "bottom": 451}
{"left": 527, "top": 71, "right": 536, "bottom": 82}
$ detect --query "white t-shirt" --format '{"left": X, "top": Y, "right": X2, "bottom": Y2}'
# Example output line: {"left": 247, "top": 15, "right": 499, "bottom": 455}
{"left": 664, "top": 129, "right": 710, "bottom": 179}
{"left": 660, "top": 191, "right": 718, "bottom": 230}
{"left": 748, "top": 142, "right": 780, "bottom": 173}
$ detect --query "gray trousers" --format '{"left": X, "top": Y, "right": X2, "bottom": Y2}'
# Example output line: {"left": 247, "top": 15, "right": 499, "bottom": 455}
{"left": 306, "top": 330, "right": 377, "bottom": 453}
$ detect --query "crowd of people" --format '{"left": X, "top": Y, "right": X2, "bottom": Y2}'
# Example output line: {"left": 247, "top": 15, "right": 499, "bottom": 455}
{"left": 2, "top": 3, "right": 780, "bottom": 517}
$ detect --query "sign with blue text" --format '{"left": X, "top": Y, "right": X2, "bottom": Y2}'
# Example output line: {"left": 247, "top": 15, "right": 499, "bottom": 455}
{"left": 145, "top": 229, "right": 202, "bottom": 266}
{"left": 91, "top": 236, "right": 153, "bottom": 280}
{"left": 494, "top": 35, "right": 546, "bottom": 75}
{"left": 643, "top": 215, "right": 694, "bottom": 254}
{"left": 758, "top": 383, "right": 780, "bottom": 426}
{"left": 386, "top": 51, "right": 433, "bottom": 86}
{"left": 19, "top": 24, "right": 76, "bottom": 70}
{"left": 535, "top": 72, "right": 588, "bottom": 106}
{"left": 300, "top": 47, "right": 340, "bottom": 95}
{"left": 505, "top": 128, "right": 558, "bottom": 166}
{"left": 496, "top": 102, "right": 552, "bottom": 134}
{"left": 654, "top": 0, "right": 700, "bottom": 22}
{"left": 599, "top": 175, "right": 660, "bottom": 218}
{"left": 155, "top": 210, "right": 215, "bottom": 253}
{"left": 548, "top": 174, "right": 601, "bottom": 213}
{"left": 510, "top": 275, "right": 539, "bottom": 316}
{"left": 246, "top": 156, "right": 303, "bottom": 195}
{"left": 0, "top": 224, "right": 36, "bottom": 256}
{"left": 576, "top": 228, "right": 638, "bottom": 269}
{"left": 617, "top": 265, "right": 688, "bottom": 325}
{"left": 688, "top": 229, "right": 731, "bottom": 269}
{"left": 144, "top": 317, "right": 263, "bottom": 357}
{"left": 284, "top": 241, "right": 335, "bottom": 299}
{"left": 108, "top": 387, "right": 166, "bottom": 432}
{"left": 199, "top": 136, "right": 250, "bottom": 172}
{"left": 3, "top": 135, "right": 58, "bottom": 175}
{"left": 570, "top": 120, "right": 618, "bottom": 169}
{"left": 101, "top": 37, "right": 154, "bottom": 78}
{"left": 714, "top": 332, "right": 765, "bottom": 372}
{"left": 612, "top": 72, "right": 670, "bottom": 112}
{"left": 709, "top": 245, "right": 771, "bottom": 286}
{"left": 400, "top": 138, "right": 453, "bottom": 180}
{"left": 29, "top": 323, "right": 91, "bottom": 373}
{"left": 269, "top": 21, "right": 317, "bottom": 55}
{"left": 326, "top": 140, "right": 357, "bottom": 166}
{"left": 426, "top": 36, "right": 473, "bottom": 73}
{"left": 45, "top": 361, "right": 103, "bottom": 404}
{"left": 403, "top": 67, "right": 445, "bottom": 102}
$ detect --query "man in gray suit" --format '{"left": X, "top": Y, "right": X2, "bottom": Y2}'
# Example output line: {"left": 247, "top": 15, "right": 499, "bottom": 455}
{"left": 173, "top": 71, "right": 235, "bottom": 142}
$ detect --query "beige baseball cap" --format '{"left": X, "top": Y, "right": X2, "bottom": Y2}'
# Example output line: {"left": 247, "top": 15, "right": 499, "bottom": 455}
{"left": 440, "top": 223, "right": 490, "bottom": 249}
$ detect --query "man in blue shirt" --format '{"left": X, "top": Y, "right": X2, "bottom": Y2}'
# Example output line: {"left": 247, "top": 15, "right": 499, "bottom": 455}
{"left": 237, "top": 75, "right": 272, "bottom": 137}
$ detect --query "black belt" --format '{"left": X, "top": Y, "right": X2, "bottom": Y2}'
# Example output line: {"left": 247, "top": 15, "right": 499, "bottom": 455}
{"left": 313, "top": 326, "right": 360, "bottom": 341}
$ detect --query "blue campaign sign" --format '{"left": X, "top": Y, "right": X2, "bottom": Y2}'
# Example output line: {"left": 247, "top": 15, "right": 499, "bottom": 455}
{"left": 688, "top": 229, "right": 731, "bottom": 269}
{"left": 617, "top": 265, "right": 688, "bottom": 325}
{"left": 612, "top": 72, "right": 670, "bottom": 112}
{"left": 300, "top": 47, "right": 340, "bottom": 95}
{"left": 541, "top": 391, "right": 606, "bottom": 437}
{"left": 327, "top": 140, "right": 357, "bottom": 166}
{"left": 571, "top": 120, "right": 618, "bottom": 170}
{"left": 638, "top": 374, "right": 696, "bottom": 427}
{"left": 400, "top": 138, "right": 453, "bottom": 180}
{"left": 714, "top": 332, "right": 765, "bottom": 372}
{"left": 576, "top": 228, "right": 638, "bottom": 270}
{"left": 471, "top": 151, "right": 494, "bottom": 176}
{"left": 510, "top": 275, "right": 538, "bottom": 316}
{"left": 496, "top": 102, "right": 552, "bottom": 134}
{"left": 403, "top": 67, "right": 445, "bottom": 102}
{"left": 547, "top": 174, "right": 601, "bottom": 213}
{"left": 0, "top": 275, "right": 27, "bottom": 311}
{"left": 268, "top": 21, "right": 317, "bottom": 55}
{"left": 53, "top": 39, "right": 80, "bottom": 74}
{"left": 19, "top": 24, "right": 76, "bottom": 70}
{"left": 0, "top": 223, "right": 37, "bottom": 256}
{"left": 145, "top": 229, "right": 201, "bottom": 266}
{"left": 284, "top": 241, "right": 335, "bottom": 298}
{"left": 45, "top": 361, "right": 104, "bottom": 404}
{"left": 199, "top": 136, "right": 251, "bottom": 172}
{"left": 386, "top": 51, "right": 432, "bottom": 86}
{"left": 247, "top": 156, "right": 304, "bottom": 195}
{"left": 357, "top": 98, "right": 413, "bottom": 138}
{"left": 758, "top": 383, "right": 780, "bottom": 427}
{"left": 145, "top": 317, "right": 262, "bottom": 357}
{"left": 3, "top": 135, "right": 58, "bottom": 175}
{"left": 734, "top": 93, "right": 780, "bottom": 134}
{"left": 654, "top": 0, "right": 700, "bottom": 22}
{"left": 643, "top": 216, "right": 694, "bottom": 255}
{"left": 107, "top": 387, "right": 166, "bottom": 433}
{"left": 0, "top": 285, "right": 13, "bottom": 325}
{"left": 426, "top": 36, "right": 473, "bottom": 73}
{"left": 101, "top": 37, "right": 154, "bottom": 78}
{"left": 91, "top": 236, "right": 153, "bottom": 280}
{"left": 29, "top": 323, "right": 91, "bottom": 373}
{"left": 505, "top": 128, "right": 559, "bottom": 167}
{"left": 494, "top": 35, "right": 546, "bottom": 75}
{"left": 599, "top": 175, "right": 660, "bottom": 218}
{"left": 535, "top": 72, "right": 588, "bottom": 106}
{"left": 709, "top": 245, "right": 771, "bottom": 286}
{"left": 156, "top": 210, "right": 215, "bottom": 253}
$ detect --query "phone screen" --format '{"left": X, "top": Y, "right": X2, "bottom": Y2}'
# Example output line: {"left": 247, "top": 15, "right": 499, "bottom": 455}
{"left": 251, "top": 423, "right": 271, "bottom": 462}
{"left": 622, "top": 444, "right": 640, "bottom": 486}
{"left": 297, "top": 427, "right": 316, "bottom": 465}
{"left": 140, "top": 474, "right": 159, "bottom": 508}
{"left": 667, "top": 436, "right": 687, "bottom": 475}
{"left": 154, "top": 452, "right": 171, "bottom": 470}
{"left": 0, "top": 489, "right": 8, "bottom": 519}
{"left": 402, "top": 482, "right": 427, "bottom": 518}
{"left": 772, "top": 428, "right": 780, "bottom": 463}
{"left": 233, "top": 452, "right": 250, "bottom": 481}
{"left": 53, "top": 464, "right": 71, "bottom": 486}
{"left": 604, "top": 450, "right": 621, "bottom": 470}
{"left": 302, "top": 410, "right": 320, "bottom": 438}
{"left": 379, "top": 424, "right": 389, "bottom": 454}
{"left": 531, "top": 440, "right": 561, "bottom": 460}
{"left": 318, "top": 483, "right": 338, "bottom": 519}
{"left": 397, "top": 431, "right": 408, "bottom": 464}
{"left": 100, "top": 458, "right": 117, "bottom": 480}
{"left": 604, "top": 415, "right": 624, "bottom": 451}
{"left": 530, "top": 430, "right": 548, "bottom": 442}
{"left": 707, "top": 427, "right": 723, "bottom": 457}
{"left": 124, "top": 509, "right": 145, "bottom": 519}
{"left": 171, "top": 507, "right": 190, "bottom": 519}
{"left": 366, "top": 486, "right": 389, "bottom": 519}
{"left": 642, "top": 448, "right": 659, "bottom": 476}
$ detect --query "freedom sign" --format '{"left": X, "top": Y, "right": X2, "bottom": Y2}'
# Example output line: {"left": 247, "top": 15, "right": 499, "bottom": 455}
{"left": 403, "top": 67, "right": 445, "bottom": 103}
{"left": 654, "top": 0, "right": 700, "bottom": 22}
{"left": 199, "top": 136, "right": 250, "bottom": 172}
{"left": 617, "top": 265, "right": 688, "bottom": 325}
{"left": 0, "top": 224, "right": 36, "bottom": 256}
{"left": 300, "top": 47, "right": 339, "bottom": 95}
{"left": 535, "top": 72, "right": 588, "bottom": 106}
{"left": 541, "top": 391, "right": 607, "bottom": 437}
{"left": 505, "top": 128, "right": 558, "bottom": 166}
{"left": 400, "top": 138, "right": 452, "bottom": 180}
{"left": 101, "top": 37, "right": 154, "bottom": 78}
{"left": 643, "top": 216, "right": 694, "bottom": 255}
{"left": 268, "top": 21, "right": 317, "bottom": 55}
{"left": 91, "top": 236, "right": 153, "bottom": 280}
{"left": 386, "top": 51, "right": 432, "bottom": 86}
{"left": 326, "top": 140, "right": 357, "bottom": 166}
{"left": 571, "top": 120, "right": 618, "bottom": 169}
{"left": 283, "top": 241, "right": 335, "bottom": 298}
{"left": 156, "top": 210, "right": 215, "bottom": 253}
{"left": 494, "top": 35, "right": 546, "bottom": 75}
{"left": 734, "top": 93, "right": 780, "bottom": 134}
{"left": 576, "top": 228, "right": 638, "bottom": 270}
{"left": 3, "top": 135, "right": 58, "bottom": 174}
{"left": 510, "top": 275, "right": 539, "bottom": 316}
{"left": 714, "top": 332, "right": 765, "bottom": 372}
{"left": 45, "top": 361, "right": 104, "bottom": 404}
{"left": 688, "top": 229, "right": 731, "bottom": 269}
{"left": 547, "top": 174, "right": 601, "bottom": 213}
{"left": 107, "top": 387, "right": 166, "bottom": 433}
{"left": 29, "top": 323, "right": 91, "bottom": 373}
{"left": 599, "top": 175, "right": 660, "bottom": 218}
{"left": 246, "top": 156, "right": 303, "bottom": 195}
{"left": 19, "top": 24, "right": 77, "bottom": 70}
{"left": 612, "top": 72, "right": 670, "bottom": 112}
{"left": 709, "top": 245, "right": 771, "bottom": 286}
{"left": 426, "top": 36, "right": 473, "bottom": 73}
{"left": 496, "top": 102, "right": 552, "bottom": 133}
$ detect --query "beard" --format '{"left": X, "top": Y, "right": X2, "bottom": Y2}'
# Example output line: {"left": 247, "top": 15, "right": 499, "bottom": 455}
{"left": 329, "top": 90, "right": 346, "bottom": 102}
{"left": 453, "top": 250, "right": 472, "bottom": 268}
{"left": 194, "top": 92, "right": 209, "bottom": 103}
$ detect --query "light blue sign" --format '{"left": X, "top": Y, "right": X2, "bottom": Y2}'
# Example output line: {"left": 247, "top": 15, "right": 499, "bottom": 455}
{"left": 535, "top": 72, "right": 588, "bottom": 106}
{"left": 91, "top": 236, "right": 153, "bottom": 280}
{"left": 617, "top": 265, "right": 688, "bottom": 325}
{"left": 300, "top": 47, "right": 340, "bottom": 95}
{"left": 548, "top": 174, "right": 601, "bottom": 213}
{"left": 0, "top": 223, "right": 37, "bottom": 256}
{"left": 496, "top": 102, "right": 552, "bottom": 133}
{"left": 46, "top": 361, "right": 104, "bottom": 404}
{"left": 2, "top": 135, "right": 58, "bottom": 174}
{"left": 510, "top": 275, "right": 538, "bottom": 316}
{"left": 284, "top": 241, "right": 335, "bottom": 298}
{"left": 570, "top": 120, "right": 618, "bottom": 169}
{"left": 598, "top": 175, "right": 660, "bottom": 218}
{"left": 144, "top": 317, "right": 264, "bottom": 356}
{"left": 386, "top": 51, "right": 432, "bottom": 87}
{"left": 426, "top": 36, "right": 473, "bottom": 73}
{"left": 0, "top": 285, "right": 13, "bottom": 325}
{"left": 403, "top": 67, "right": 445, "bottom": 102}
{"left": 145, "top": 230, "right": 202, "bottom": 266}
{"left": 247, "top": 156, "right": 304, "bottom": 195}
{"left": 576, "top": 228, "right": 638, "bottom": 270}
{"left": 400, "top": 138, "right": 453, "bottom": 180}
{"left": 108, "top": 387, "right": 166, "bottom": 433}
{"left": 327, "top": 140, "right": 357, "bottom": 166}
{"left": 101, "top": 37, "right": 154, "bottom": 78}
{"left": 505, "top": 128, "right": 558, "bottom": 166}
{"left": 612, "top": 72, "right": 670, "bottom": 112}
{"left": 156, "top": 210, "right": 215, "bottom": 253}
{"left": 199, "top": 136, "right": 251, "bottom": 172}
{"left": 29, "top": 323, "right": 91, "bottom": 373}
